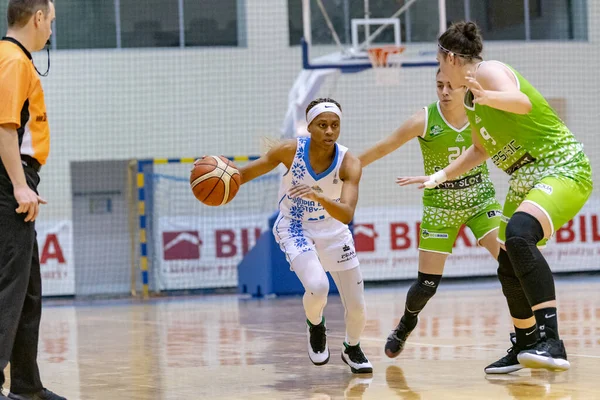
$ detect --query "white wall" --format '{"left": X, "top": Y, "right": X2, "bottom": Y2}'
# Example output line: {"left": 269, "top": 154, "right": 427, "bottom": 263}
{"left": 35, "top": 0, "right": 600, "bottom": 221}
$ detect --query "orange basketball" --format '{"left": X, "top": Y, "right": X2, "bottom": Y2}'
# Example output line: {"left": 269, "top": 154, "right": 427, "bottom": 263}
{"left": 190, "top": 156, "right": 241, "bottom": 206}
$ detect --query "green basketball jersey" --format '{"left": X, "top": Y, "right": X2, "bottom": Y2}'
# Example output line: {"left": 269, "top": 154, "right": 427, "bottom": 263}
{"left": 464, "top": 61, "right": 592, "bottom": 193}
{"left": 418, "top": 101, "right": 496, "bottom": 210}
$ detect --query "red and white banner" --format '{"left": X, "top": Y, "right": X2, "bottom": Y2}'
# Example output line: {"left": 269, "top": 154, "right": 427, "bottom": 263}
{"left": 155, "top": 215, "right": 269, "bottom": 290}
{"left": 353, "top": 207, "right": 496, "bottom": 281}
{"left": 38, "top": 220, "right": 75, "bottom": 296}
{"left": 155, "top": 202, "right": 600, "bottom": 290}
{"left": 354, "top": 202, "right": 600, "bottom": 281}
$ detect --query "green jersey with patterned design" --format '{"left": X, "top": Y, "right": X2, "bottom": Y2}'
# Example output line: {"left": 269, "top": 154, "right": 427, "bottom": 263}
{"left": 418, "top": 101, "right": 496, "bottom": 210}
{"left": 464, "top": 61, "right": 592, "bottom": 195}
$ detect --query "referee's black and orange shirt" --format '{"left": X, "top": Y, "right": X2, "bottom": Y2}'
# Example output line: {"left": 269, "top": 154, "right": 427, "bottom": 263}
{"left": 0, "top": 37, "right": 50, "bottom": 165}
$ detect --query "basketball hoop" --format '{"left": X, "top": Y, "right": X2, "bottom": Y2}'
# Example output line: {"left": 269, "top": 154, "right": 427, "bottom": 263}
{"left": 367, "top": 45, "right": 405, "bottom": 86}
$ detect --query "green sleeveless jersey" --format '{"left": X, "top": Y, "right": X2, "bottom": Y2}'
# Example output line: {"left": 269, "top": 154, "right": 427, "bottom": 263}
{"left": 464, "top": 61, "right": 592, "bottom": 194}
{"left": 418, "top": 101, "right": 496, "bottom": 209}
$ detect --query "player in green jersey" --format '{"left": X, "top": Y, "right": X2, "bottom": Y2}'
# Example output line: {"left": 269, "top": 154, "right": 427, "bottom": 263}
{"left": 359, "top": 69, "right": 502, "bottom": 358}
{"left": 398, "top": 21, "right": 593, "bottom": 374}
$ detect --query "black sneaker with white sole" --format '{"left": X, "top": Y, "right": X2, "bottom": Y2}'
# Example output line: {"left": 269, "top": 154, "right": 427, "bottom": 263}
{"left": 484, "top": 333, "right": 524, "bottom": 374}
{"left": 307, "top": 318, "right": 330, "bottom": 365}
{"left": 384, "top": 318, "right": 416, "bottom": 358}
{"left": 341, "top": 342, "right": 373, "bottom": 374}
{"left": 517, "top": 338, "right": 570, "bottom": 372}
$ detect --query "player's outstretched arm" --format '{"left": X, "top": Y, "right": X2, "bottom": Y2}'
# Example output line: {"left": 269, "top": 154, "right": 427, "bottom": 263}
{"left": 237, "top": 139, "right": 296, "bottom": 185}
{"left": 466, "top": 63, "right": 532, "bottom": 115}
{"left": 396, "top": 126, "right": 489, "bottom": 189}
{"left": 358, "top": 109, "right": 426, "bottom": 167}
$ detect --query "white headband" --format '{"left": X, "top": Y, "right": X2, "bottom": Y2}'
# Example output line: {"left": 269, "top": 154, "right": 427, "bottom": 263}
{"left": 306, "top": 102, "right": 342, "bottom": 126}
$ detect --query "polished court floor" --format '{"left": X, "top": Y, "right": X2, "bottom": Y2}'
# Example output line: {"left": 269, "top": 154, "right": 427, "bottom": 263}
{"left": 3, "top": 275, "right": 600, "bottom": 399}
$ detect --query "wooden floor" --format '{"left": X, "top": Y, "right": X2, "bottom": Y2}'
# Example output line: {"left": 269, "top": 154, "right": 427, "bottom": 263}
{"left": 3, "top": 275, "right": 600, "bottom": 400}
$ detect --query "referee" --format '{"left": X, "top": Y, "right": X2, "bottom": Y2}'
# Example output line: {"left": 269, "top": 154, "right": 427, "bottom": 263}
{"left": 0, "top": 1, "right": 65, "bottom": 399}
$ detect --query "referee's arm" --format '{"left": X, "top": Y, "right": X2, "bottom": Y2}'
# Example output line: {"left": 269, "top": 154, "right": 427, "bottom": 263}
{"left": 0, "top": 59, "right": 46, "bottom": 221}
{"left": 0, "top": 123, "right": 29, "bottom": 189}
{"left": 0, "top": 124, "right": 45, "bottom": 221}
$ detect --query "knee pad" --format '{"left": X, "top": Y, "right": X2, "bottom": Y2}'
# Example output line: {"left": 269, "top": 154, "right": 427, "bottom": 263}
{"left": 505, "top": 212, "right": 545, "bottom": 278}
{"left": 497, "top": 250, "right": 533, "bottom": 319}
{"left": 505, "top": 211, "right": 544, "bottom": 246}
{"left": 405, "top": 272, "right": 441, "bottom": 312}
{"left": 417, "top": 272, "right": 441, "bottom": 293}
{"left": 496, "top": 249, "right": 514, "bottom": 278}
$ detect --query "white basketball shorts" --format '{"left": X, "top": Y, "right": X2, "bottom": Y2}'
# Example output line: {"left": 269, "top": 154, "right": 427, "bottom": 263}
{"left": 272, "top": 215, "right": 359, "bottom": 272}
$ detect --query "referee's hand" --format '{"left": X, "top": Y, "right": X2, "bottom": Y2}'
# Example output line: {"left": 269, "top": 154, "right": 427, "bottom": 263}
{"left": 14, "top": 185, "right": 47, "bottom": 222}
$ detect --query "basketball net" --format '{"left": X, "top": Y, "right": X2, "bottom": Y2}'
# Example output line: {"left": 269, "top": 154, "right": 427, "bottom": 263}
{"left": 367, "top": 46, "right": 405, "bottom": 87}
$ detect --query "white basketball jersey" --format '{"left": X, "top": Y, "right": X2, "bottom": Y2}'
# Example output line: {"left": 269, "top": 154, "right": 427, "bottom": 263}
{"left": 277, "top": 137, "right": 348, "bottom": 222}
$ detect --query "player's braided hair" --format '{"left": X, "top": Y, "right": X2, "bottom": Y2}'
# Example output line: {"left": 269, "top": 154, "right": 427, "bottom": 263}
{"left": 305, "top": 98, "right": 342, "bottom": 117}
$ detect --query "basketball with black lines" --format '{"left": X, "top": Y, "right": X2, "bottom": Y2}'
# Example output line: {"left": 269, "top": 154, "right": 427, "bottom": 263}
{"left": 190, "top": 156, "right": 241, "bottom": 206}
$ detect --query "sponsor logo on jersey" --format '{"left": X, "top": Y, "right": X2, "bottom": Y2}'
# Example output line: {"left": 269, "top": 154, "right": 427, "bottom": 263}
{"left": 504, "top": 152, "right": 536, "bottom": 175}
{"left": 435, "top": 172, "right": 483, "bottom": 190}
{"left": 455, "top": 133, "right": 465, "bottom": 142}
{"left": 421, "top": 229, "right": 449, "bottom": 240}
{"left": 491, "top": 140, "right": 523, "bottom": 170}
{"left": 475, "top": 115, "right": 481, "bottom": 124}
{"left": 486, "top": 210, "right": 502, "bottom": 219}
{"left": 533, "top": 183, "right": 553, "bottom": 195}
{"left": 311, "top": 185, "right": 323, "bottom": 193}
{"left": 430, "top": 125, "right": 443, "bottom": 136}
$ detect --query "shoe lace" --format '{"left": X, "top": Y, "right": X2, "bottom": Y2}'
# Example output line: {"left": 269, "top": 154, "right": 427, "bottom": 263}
{"left": 389, "top": 323, "right": 409, "bottom": 342}
{"left": 537, "top": 338, "right": 555, "bottom": 352}
{"left": 309, "top": 324, "right": 327, "bottom": 352}
{"left": 504, "top": 333, "right": 521, "bottom": 355}
{"left": 499, "top": 342, "right": 524, "bottom": 361}
{"left": 347, "top": 345, "right": 368, "bottom": 364}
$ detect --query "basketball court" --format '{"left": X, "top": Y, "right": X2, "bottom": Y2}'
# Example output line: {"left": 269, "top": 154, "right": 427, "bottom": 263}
{"left": 4, "top": 275, "right": 599, "bottom": 399}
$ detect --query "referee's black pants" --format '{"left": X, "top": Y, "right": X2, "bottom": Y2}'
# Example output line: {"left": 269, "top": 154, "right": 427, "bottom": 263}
{"left": 0, "top": 163, "right": 43, "bottom": 394}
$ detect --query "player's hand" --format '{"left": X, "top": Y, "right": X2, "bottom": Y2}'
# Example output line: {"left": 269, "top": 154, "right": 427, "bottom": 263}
{"left": 288, "top": 184, "right": 319, "bottom": 201}
{"left": 465, "top": 72, "right": 490, "bottom": 106}
{"left": 396, "top": 176, "right": 429, "bottom": 189}
{"left": 14, "top": 185, "right": 47, "bottom": 222}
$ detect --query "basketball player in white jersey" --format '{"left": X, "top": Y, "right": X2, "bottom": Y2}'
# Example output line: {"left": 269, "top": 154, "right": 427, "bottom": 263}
{"left": 235, "top": 98, "right": 372, "bottom": 373}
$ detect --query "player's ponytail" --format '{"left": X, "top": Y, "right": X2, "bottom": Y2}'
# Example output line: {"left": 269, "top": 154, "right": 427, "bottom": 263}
{"left": 260, "top": 136, "right": 282, "bottom": 154}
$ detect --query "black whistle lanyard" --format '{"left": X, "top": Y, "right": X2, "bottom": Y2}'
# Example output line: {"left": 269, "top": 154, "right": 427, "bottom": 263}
{"left": 34, "top": 45, "right": 50, "bottom": 77}
{"left": 1, "top": 36, "right": 50, "bottom": 77}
